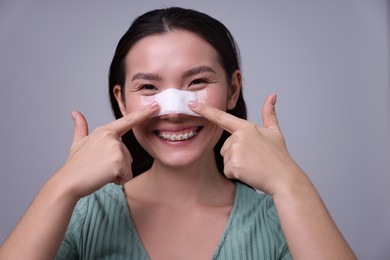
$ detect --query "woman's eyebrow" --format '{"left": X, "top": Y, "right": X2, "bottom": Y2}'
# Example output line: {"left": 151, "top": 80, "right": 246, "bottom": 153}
{"left": 182, "top": 66, "right": 216, "bottom": 78}
{"left": 131, "top": 66, "right": 215, "bottom": 82}
{"left": 131, "top": 73, "right": 161, "bottom": 82}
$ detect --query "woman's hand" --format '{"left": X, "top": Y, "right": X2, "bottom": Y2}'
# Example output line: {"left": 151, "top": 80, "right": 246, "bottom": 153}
{"left": 61, "top": 102, "right": 159, "bottom": 199}
{"left": 189, "top": 94, "right": 300, "bottom": 195}
{"left": 189, "top": 94, "right": 356, "bottom": 259}
{"left": 0, "top": 102, "right": 159, "bottom": 260}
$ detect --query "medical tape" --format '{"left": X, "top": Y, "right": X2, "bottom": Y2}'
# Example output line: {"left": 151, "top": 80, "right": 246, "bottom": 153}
{"left": 141, "top": 88, "right": 207, "bottom": 117}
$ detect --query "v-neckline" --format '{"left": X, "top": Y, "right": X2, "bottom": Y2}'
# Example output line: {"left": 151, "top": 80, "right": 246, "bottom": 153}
{"left": 119, "top": 182, "right": 241, "bottom": 259}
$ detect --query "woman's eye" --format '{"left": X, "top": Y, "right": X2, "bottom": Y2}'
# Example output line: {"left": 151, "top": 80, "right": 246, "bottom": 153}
{"left": 189, "top": 78, "right": 207, "bottom": 87}
{"left": 139, "top": 84, "right": 157, "bottom": 91}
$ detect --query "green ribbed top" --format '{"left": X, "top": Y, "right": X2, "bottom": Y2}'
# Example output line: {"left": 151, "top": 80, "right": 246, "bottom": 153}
{"left": 56, "top": 182, "right": 291, "bottom": 260}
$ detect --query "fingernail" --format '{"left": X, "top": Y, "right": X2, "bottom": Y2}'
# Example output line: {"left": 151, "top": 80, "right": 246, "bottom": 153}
{"left": 271, "top": 94, "right": 277, "bottom": 106}
{"left": 188, "top": 100, "right": 198, "bottom": 108}
{"left": 149, "top": 101, "right": 159, "bottom": 109}
{"left": 71, "top": 111, "right": 77, "bottom": 120}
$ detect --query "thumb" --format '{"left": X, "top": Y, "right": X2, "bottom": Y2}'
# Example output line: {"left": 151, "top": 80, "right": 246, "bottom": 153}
{"left": 71, "top": 111, "right": 89, "bottom": 142}
{"left": 262, "top": 94, "right": 280, "bottom": 130}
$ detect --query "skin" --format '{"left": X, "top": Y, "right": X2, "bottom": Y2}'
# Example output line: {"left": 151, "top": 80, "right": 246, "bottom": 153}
{"left": 114, "top": 30, "right": 240, "bottom": 171}
{"left": 189, "top": 98, "right": 356, "bottom": 259}
{"left": 0, "top": 104, "right": 159, "bottom": 259}
{"left": 114, "top": 30, "right": 241, "bottom": 259}
{"left": 0, "top": 29, "right": 356, "bottom": 259}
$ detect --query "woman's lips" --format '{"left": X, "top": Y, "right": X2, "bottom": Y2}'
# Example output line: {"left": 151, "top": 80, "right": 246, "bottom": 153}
{"left": 153, "top": 126, "right": 203, "bottom": 141}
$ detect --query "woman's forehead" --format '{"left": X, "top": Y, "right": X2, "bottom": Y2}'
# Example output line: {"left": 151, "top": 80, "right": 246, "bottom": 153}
{"left": 124, "top": 30, "right": 222, "bottom": 77}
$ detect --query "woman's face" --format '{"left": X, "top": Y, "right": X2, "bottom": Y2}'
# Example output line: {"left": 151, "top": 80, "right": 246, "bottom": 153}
{"left": 114, "top": 30, "right": 241, "bottom": 169}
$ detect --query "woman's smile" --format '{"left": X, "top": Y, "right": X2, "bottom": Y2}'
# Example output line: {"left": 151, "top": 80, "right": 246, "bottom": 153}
{"left": 154, "top": 126, "right": 203, "bottom": 142}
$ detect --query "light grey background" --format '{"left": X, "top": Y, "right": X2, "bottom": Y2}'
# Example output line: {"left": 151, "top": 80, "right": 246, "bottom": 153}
{"left": 1, "top": 0, "right": 389, "bottom": 259}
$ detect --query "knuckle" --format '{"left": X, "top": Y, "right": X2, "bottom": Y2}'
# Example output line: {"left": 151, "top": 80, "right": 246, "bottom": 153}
{"left": 224, "top": 167, "right": 240, "bottom": 180}
{"left": 106, "top": 143, "right": 125, "bottom": 162}
{"left": 228, "top": 141, "right": 242, "bottom": 155}
{"left": 124, "top": 112, "right": 144, "bottom": 126}
{"left": 93, "top": 125, "right": 107, "bottom": 133}
{"left": 223, "top": 166, "right": 234, "bottom": 179}
{"left": 224, "top": 159, "right": 241, "bottom": 179}
{"left": 240, "top": 122, "right": 256, "bottom": 133}
{"left": 123, "top": 115, "right": 135, "bottom": 125}
{"left": 215, "top": 109, "right": 227, "bottom": 124}
{"left": 229, "top": 157, "right": 241, "bottom": 170}
{"left": 92, "top": 126, "right": 111, "bottom": 139}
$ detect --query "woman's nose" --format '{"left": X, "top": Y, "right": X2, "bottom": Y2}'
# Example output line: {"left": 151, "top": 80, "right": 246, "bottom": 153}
{"left": 159, "top": 113, "right": 188, "bottom": 121}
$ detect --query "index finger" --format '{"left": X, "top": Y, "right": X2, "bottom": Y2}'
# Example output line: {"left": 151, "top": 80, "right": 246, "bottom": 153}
{"left": 107, "top": 102, "right": 159, "bottom": 136}
{"left": 189, "top": 102, "right": 246, "bottom": 133}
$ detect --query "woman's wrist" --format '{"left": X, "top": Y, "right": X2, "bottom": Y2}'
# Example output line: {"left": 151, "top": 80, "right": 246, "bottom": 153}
{"left": 265, "top": 159, "right": 310, "bottom": 199}
{"left": 45, "top": 165, "right": 84, "bottom": 204}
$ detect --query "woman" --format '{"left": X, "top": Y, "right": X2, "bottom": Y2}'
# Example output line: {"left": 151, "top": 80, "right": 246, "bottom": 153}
{"left": 0, "top": 7, "right": 355, "bottom": 259}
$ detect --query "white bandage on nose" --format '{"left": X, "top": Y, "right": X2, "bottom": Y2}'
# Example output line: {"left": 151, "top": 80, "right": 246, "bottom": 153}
{"left": 141, "top": 88, "right": 207, "bottom": 117}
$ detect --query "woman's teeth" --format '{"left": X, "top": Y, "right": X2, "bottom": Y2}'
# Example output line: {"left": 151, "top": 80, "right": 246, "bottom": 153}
{"left": 157, "top": 129, "right": 198, "bottom": 141}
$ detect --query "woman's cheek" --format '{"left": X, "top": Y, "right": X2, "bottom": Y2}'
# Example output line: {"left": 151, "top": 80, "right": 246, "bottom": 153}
{"left": 203, "top": 88, "right": 229, "bottom": 111}
{"left": 125, "top": 95, "right": 145, "bottom": 114}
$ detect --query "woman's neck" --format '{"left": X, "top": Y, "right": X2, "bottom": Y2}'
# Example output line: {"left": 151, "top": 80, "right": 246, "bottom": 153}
{"left": 125, "top": 157, "right": 234, "bottom": 207}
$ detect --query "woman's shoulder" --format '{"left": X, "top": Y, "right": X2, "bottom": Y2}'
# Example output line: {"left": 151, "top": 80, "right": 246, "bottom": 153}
{"left": 62, "top": 185, "right": 129, "bottom": 238}
{"left": 75, "top": 183, "right": 122, "bottom": 204}
{"left": 233, "top": 182, "right": 283, "bottom": 232}
{"left": 57, "top": 185, "right": 145, "bottom": 259}
{"left": 235, "top": 182, "right": 275, "bottom": 210}
{"left": 69, "top": 183, "right": 127, "bottom": 227}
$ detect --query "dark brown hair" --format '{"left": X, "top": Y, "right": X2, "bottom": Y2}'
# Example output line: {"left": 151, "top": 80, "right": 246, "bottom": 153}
{"left": 109, "top": 7, "right": 247, "bottom": 176}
